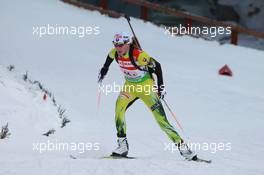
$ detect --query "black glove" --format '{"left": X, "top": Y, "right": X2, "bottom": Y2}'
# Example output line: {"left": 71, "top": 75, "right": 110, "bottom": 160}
{"left": 98, "top": 67, "right": 108, "bottom": 83}
{"left": 158, "top": 84, "right": 166, "bottom": 99}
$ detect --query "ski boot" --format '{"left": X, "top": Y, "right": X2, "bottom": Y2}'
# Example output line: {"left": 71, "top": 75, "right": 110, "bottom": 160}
{"left": 112, "top": 137, "right": 129, "bottom": 157}
{"left": 178, "top": 142, "right": 197, "bottom": 161}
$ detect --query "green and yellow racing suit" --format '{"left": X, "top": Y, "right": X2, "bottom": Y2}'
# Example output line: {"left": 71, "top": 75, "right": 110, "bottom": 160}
{"left": 100, "top": 46, "right": 182, "bottom": 144}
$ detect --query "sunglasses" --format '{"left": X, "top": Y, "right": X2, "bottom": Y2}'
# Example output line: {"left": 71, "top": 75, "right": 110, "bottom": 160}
{"left": 113, "top": 40, "right": 129, "bottom": 47}
{"left": 113, "top": 43, "right": 125, "bottom": 48}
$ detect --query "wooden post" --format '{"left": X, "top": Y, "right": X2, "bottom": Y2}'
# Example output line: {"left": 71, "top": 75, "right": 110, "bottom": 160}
{"left": 185, "top": 18, "right": 192, "bottom": 33}
{"left": 43, "top": 93, "right": 47, "bottom": 101}
{"left": 231, "top": 29, "right": 238, "bottom": 45}
{"left": 99, "top": 0, "right": 108, "bottom": 9}
{"left": 141, "top": 6, "right": 148, "bottom": 21}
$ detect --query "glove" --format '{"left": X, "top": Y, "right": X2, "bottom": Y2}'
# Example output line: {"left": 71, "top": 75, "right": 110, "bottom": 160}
{"left": 158, "top": 90, "right": 166, "bottom": 99}
{"left": 98, "top": 67, "right": 108, "bottom": 83}
{"left": 158, "top": 85, "right": 166, "bottom": 99}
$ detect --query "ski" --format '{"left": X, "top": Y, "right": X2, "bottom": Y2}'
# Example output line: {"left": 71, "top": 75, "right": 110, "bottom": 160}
{"left": 69, "top": 154, "right": 136, "bottom": 160}
{"left": 102, "top": 155, "right": 136, "bottom": 159}
{"left": 70, "top": 154, "right": 210, "bottom": 163}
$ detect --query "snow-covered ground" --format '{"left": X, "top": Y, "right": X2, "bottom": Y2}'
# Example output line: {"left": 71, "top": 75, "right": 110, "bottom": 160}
{"left": 1, "top": 0, "right": 264, "bottom": 174}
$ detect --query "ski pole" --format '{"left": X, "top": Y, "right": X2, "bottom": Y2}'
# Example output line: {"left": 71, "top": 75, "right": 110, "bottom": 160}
{"left": 124, "top": 14, "right": 142, "bottom": 50}
{"left": 124, "top": 15, "right": 190, "bottom": 139}
{"left": 162, "top": 98, "right": 185, "bottom": 132}
{"left": 124, "top": 15, "right": 184, "bottom": 132}
{"left": 97, "top": 82, "right": 102, "bottom": 113}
